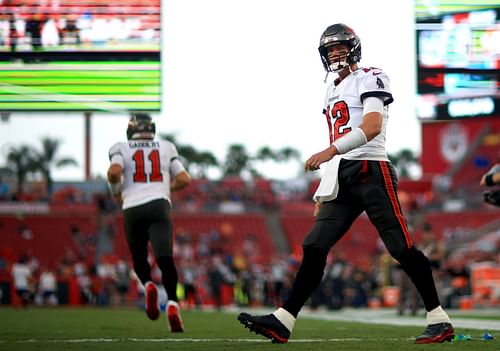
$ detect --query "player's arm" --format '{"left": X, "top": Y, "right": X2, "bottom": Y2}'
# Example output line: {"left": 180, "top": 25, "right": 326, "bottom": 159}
{"left": 480, "top": 164, "right": 500, "bottom": 186}
{"left": 170, "top": 157, "right": 191, "bottom": 192}
{"left": 107, "top": 163, "right": 123, "bottom": 206}
{"left": 313, "top": 202, "right": 321, "bottom": 217}
{"left": 305, "top": 97, "right": 383, "bottom": 171}
{"left": 171, "top": 170, "right": 191, "bottom": 192}
{"left": 107, "top": 144, "right": 125, "bottom": 206}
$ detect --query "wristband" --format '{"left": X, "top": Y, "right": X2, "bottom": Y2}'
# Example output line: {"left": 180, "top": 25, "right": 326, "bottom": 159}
{"left": 485, "top": 173, "right": 495, "bottom": 187}
{"left": 107, "top": 181, "right": 122, "bottom": 195}
{"left": 332, "top": 127, "right": 368, "bottom": 154}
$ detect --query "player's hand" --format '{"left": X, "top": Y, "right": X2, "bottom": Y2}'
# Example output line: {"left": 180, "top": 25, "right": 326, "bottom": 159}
{"left": 480, "top": 174, "right": 487, "bottom": 186}
{"left": 304, "top": 145, "right": 337, "bottom": 171}
{"left": 313, "top": 202, "right": 321, "bottom": 217}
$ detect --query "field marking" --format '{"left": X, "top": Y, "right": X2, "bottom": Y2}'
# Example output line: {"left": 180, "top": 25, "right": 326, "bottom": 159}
{"left": 0, "top": 337, "right": 413, "bottom": 344}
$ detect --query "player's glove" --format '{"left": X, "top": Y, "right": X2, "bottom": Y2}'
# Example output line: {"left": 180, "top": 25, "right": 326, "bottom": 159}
{"left": 483, "top": 190, "right": 500, "bottom": 207}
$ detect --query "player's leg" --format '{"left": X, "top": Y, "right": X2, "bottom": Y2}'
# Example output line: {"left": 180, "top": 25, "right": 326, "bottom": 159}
{"left": 283, "top": 199, "right": 363, "bottom": 317}
{"left": 123, "top": 205, "right": 159, "bottom": 320}
{"left": 363, "top": 161, "right": 453, "bottom": 343}
{"left": 238, "top": 198, "right": 362, "bottom": 343}
{"left": 148, "top": 199, "right": 184, "bottom": 332}
{"left": 123, "top": 206, "right": 153, "bottom": 284}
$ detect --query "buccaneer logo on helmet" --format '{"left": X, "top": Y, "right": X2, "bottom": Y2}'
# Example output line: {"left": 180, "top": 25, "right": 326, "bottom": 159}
{"left": 127, "top": 113, "right": 156, "bottom": 140}
{"left": 318, "top": 23, "right": 362, "bottom": 73}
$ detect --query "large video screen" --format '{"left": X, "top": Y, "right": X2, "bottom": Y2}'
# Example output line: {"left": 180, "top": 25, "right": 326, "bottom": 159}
{"left": 0, "top": 0, "right": 160, "bottom": 112}
{"left": 415, "top": 3, "right": 500, "bottom": 121}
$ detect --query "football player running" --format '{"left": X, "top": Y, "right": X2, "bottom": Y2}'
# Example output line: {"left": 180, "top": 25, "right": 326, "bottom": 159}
{"left": 107, "top": 113, "right": 191, "bottom": 332}
{"left": 238, "top": 23, "right": 454, "bottom": 344}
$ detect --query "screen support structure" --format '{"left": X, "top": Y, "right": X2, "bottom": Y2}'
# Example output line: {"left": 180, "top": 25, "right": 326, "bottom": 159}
{"left": 84, "top": 112, "right": 92, "bottom": 181}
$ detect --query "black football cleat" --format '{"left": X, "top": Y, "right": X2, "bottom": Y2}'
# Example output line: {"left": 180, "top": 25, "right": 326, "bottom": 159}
{"left": 238, "top": 312, "right": 290, "bottom": 344}
{"left": 415, "top": 322, "right": 454, "bottom": 344}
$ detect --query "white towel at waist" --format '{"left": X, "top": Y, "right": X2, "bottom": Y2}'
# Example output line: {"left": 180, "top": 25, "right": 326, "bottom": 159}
{"left": 313, "top": 155, "right": 342, "bottom": 203}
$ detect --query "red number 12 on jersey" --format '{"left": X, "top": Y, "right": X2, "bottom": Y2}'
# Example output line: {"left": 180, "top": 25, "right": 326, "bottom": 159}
{"left": 325, "top": 101, "right": 351, "bottom": 144}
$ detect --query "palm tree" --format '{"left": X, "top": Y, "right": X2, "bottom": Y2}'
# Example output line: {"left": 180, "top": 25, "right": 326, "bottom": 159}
{"left": 159, "top": 133, "right": 219, "bottom": 177}
{"left": 388, "top": 148, "right": 419, "bottom": 178}
{"left": 32, "top": 137, "right": 78, "bottom": 196}
{"left": 223, "top": 144, "right": 253, "bottom": 177}
{"left": 276, "top": 147, "right": 301, "bottom": 162}
{"left": 194, "top": 151, "right": 219, "bottom": 178}
{"left": 256, "top": 146, "right": 275, "bottom": 161}
{"left": 254, "top": 145, "right": 302, "bottom": 178}
{"left": 5, "top": 144, "right": 38, "bottom": 198}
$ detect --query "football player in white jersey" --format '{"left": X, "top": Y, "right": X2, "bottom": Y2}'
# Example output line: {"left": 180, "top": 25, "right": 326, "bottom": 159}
{"left": 238, "top": 23, "right": 454, "bottom": 344}
{"left": 107, "top": 113, "right": 191, "bottom": 332}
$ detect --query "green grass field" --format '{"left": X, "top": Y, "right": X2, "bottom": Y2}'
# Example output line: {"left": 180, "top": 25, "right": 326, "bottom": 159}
{"left": 0, "top": 61, "right": 160, "bottom": 112}
{"left": 0, "top": 307, "right": 497, "bottom": 351}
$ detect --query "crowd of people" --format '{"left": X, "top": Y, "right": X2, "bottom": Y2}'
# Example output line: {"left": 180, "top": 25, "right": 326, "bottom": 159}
{"left": 2, "top": 220, "right": 497, "bottom": 313}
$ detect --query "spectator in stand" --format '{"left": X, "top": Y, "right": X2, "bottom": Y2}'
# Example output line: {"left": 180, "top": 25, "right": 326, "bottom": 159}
{"left": 8, "top": 14, "right": 18, "bottom": 52}
{"left": 11, "top": 255, "right": 33, "bottom": 307}
{"left": 115, "top": 258, "right": 131, "bottom": 305}
{"left": 270, "top": 256, "right": 288, "bottom": 306}
{"left": 420, "top": 223, "right": 445, "bottom": 271}
{"left": 61, "top": 16, "right": 81, "bottom": 46}
{"left": 441, "top": 252, "right": 470, "bottom": 308}
{"left": 25, "top": 13, "right": 45, "bottom": 51}
{"left": 17, "top": 222, "right": 33, "bottom": 240}
{"left": 180, "top": 259, "right": 201, "bottom": 309}
{"left": 38, "top": 266, "right": 58, "bottom": 306}
{"left": 207, "top": 256, "right": 225, "bottom": 309}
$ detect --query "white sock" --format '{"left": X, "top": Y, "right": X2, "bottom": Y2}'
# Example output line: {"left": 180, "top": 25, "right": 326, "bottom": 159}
{"left": 272, "top": 308, "right": 295, "bottom": 332}
{"left": 168, "top": 300, "right": 179, "bottom": 308}
{"left": 426, "top": 306, "right": 451, "bottom": 325}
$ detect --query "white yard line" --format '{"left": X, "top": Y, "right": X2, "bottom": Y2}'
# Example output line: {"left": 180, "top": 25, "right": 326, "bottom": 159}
{"left": 0, "top": 337, "right": 413, "bottom": 344}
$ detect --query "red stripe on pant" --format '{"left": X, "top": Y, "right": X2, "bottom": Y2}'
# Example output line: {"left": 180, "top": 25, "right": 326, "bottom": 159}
{"left": 379, "top": 162, "right": 413, "bottom": 248}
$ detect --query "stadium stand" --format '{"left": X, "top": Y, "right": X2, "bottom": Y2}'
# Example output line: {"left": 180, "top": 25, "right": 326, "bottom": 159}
{"left": 0, "top": 175, "right": 498, "bottom": 308}
{"left": 0, "top": 213, "right": 98, "bottom": 268}
{"left": 112, "top": 212, "right": 276, "bottom": 265}
{"left": 416, "top": 210, "right": 500, "bottom": 242}
{"left": 280, "top": 211, "right": 380, "bottom": 268}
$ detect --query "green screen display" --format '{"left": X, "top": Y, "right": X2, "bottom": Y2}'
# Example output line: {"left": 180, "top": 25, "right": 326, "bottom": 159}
{"left": 0, "top": 61, "right": 160, "bottom": 112}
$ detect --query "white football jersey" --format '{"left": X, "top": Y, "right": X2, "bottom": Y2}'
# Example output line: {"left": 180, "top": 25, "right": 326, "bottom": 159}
{"left": 108, "top": 139, "right": 186, "bottom": 209}
{"left": 12, "top": 263, "right": 31, "bottom": 289}
{"left": 323, "top": 67, "right": 393, "bottom": 160}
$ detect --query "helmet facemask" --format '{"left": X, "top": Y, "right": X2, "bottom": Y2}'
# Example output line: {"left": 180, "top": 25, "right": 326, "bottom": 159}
{"left": 323, "top": 43, "right": 351, "bottom": 73}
